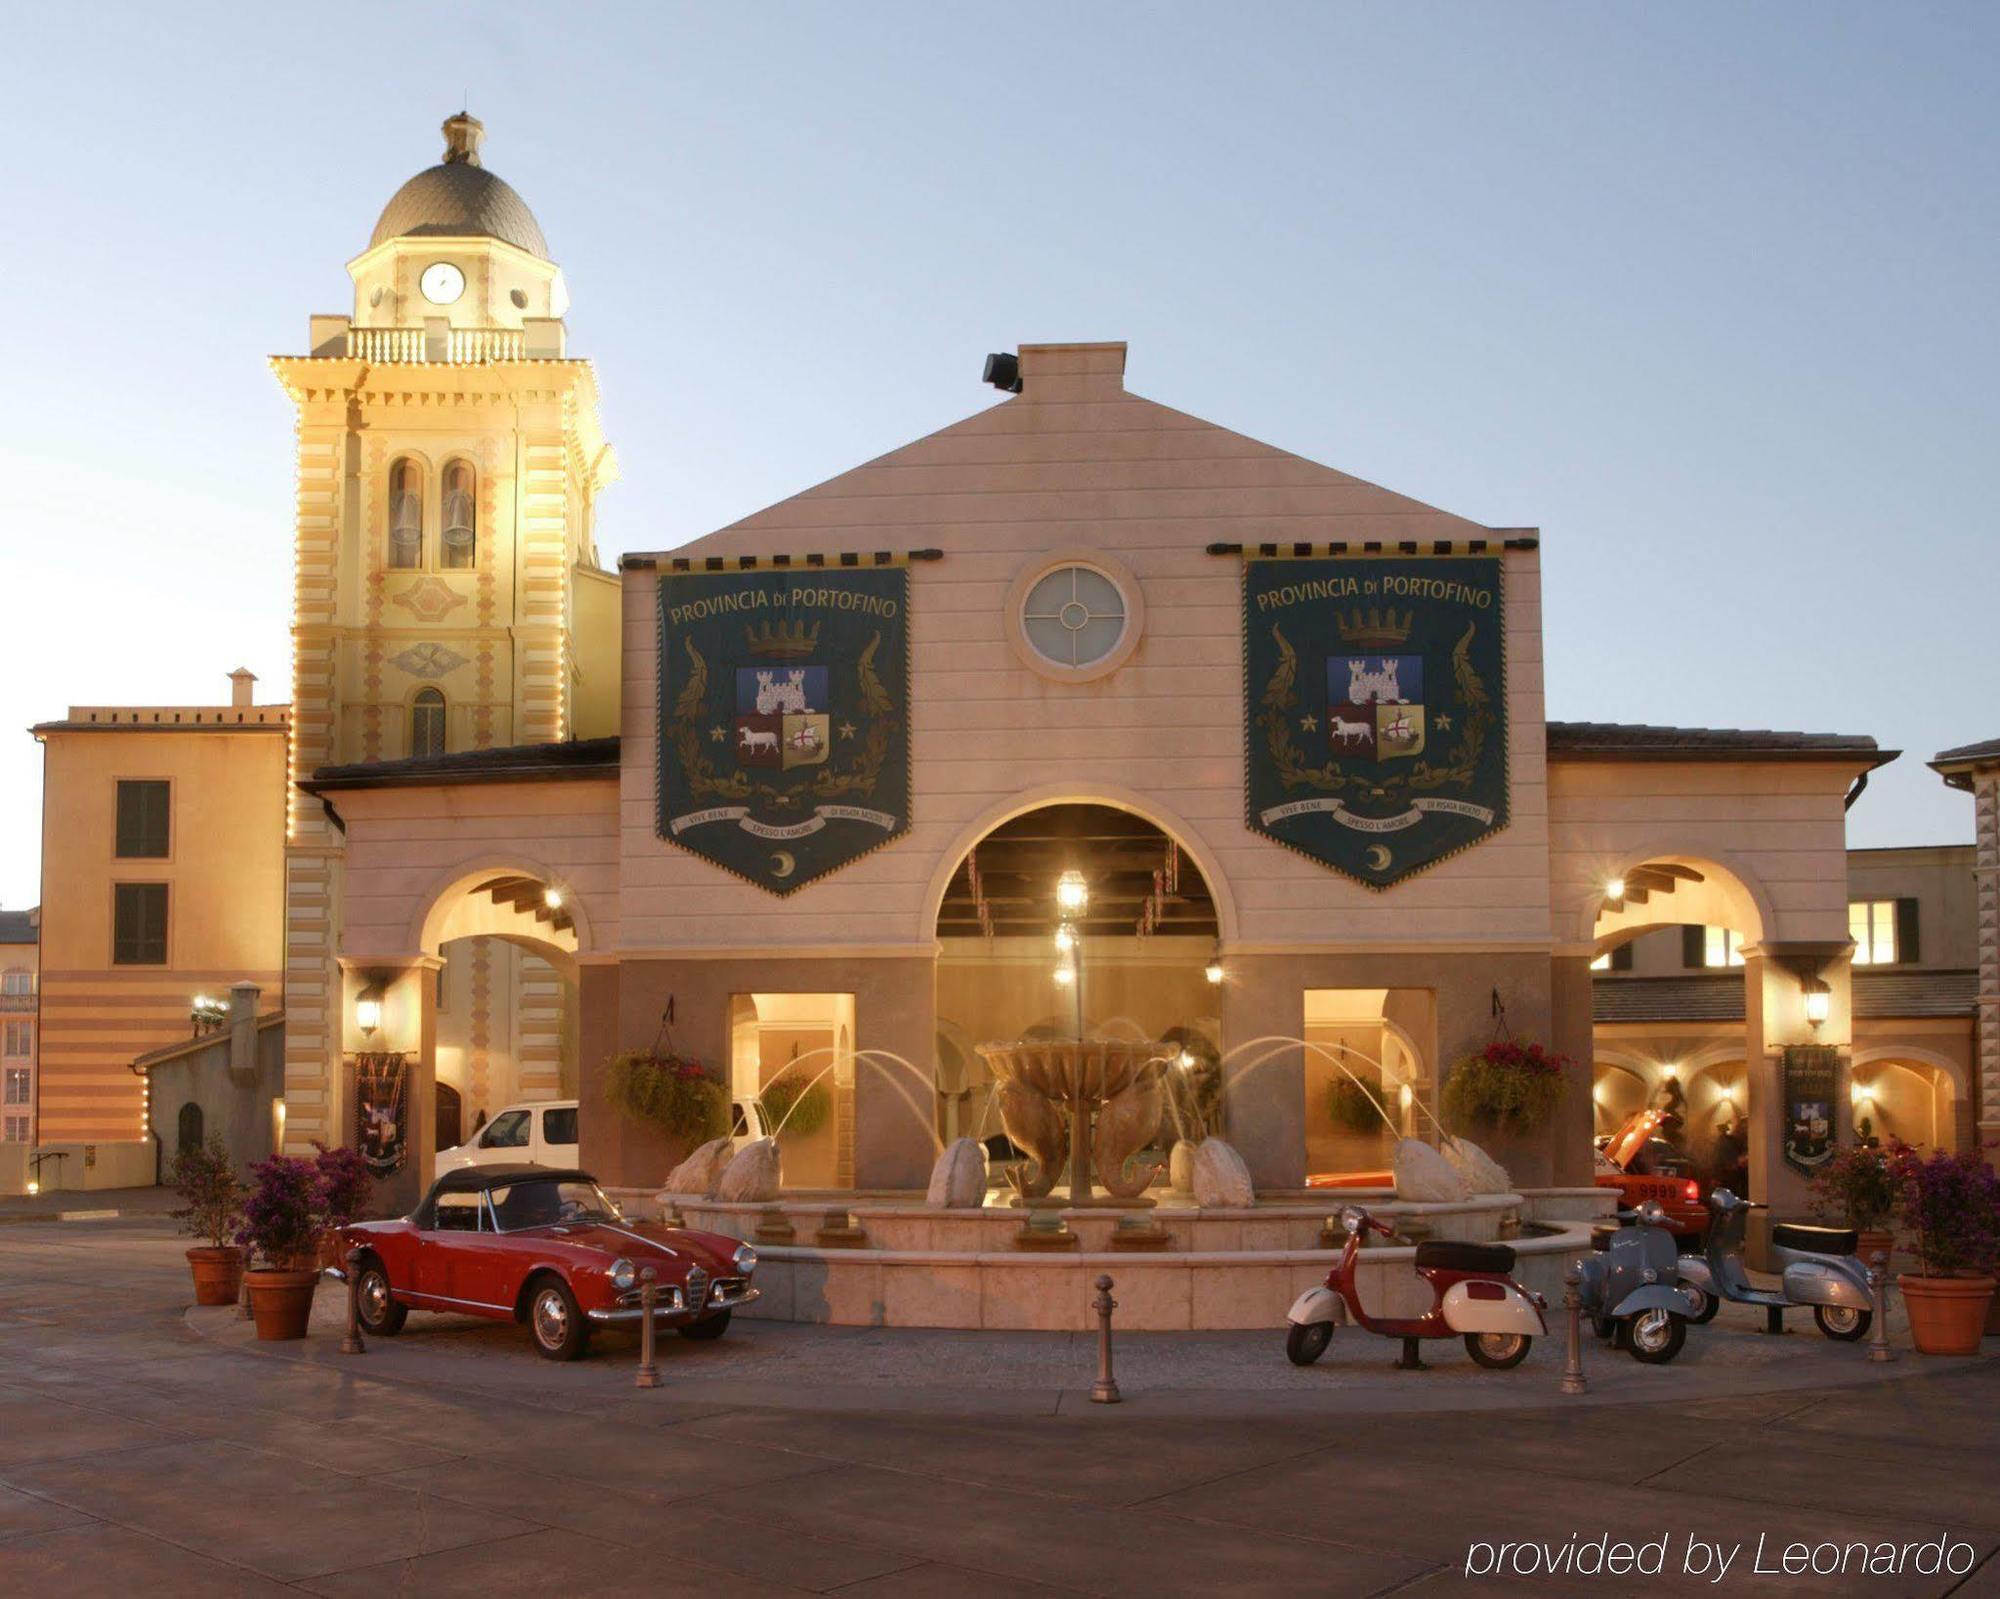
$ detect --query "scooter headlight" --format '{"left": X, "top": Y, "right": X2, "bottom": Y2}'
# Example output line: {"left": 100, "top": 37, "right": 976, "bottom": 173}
{"left": 609, "top": 1257, "right": 637, "bottom": 1291}
{"left": 1635, "top": 1200, "right": 1668, "bottom": 1228}
{"left": 1339, "top": 1207, "right": 1364, "bottom": 1236}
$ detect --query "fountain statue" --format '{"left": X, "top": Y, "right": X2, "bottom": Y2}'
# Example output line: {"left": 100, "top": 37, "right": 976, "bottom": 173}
{"left": 976, "top": 1037, "right": 1170, "bottom": 1206}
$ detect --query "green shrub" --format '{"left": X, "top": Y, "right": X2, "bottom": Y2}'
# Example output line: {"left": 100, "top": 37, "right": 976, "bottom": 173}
{"left": 602, "top": 1051, "right": 727, "bottom": 1144}
{"left": 761, "top": 1076, "right": 833, "bottom": 1138}
{"left": 1441, "top": 1041, "right": 1569, "bottom": 1136}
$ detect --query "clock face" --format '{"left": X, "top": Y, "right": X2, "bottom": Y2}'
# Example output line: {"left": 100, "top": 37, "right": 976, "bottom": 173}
{"left": 420, "top": 262, "right": 465, "bottom": 305}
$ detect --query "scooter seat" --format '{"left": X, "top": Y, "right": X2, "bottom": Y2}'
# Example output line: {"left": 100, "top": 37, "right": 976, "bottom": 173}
{"left": 1415, "top": 1240, "right": 1516, "bottom": 1274}
{"left": 1771, "top": 1222, "right": 1857, "bottom": 1255}
{"left": 1589, "top": 1225, "right": 1617, "bottom": 1252}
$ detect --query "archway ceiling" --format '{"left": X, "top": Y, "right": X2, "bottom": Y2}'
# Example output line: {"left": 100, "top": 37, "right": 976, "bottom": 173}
{"left": 938, "top": 803, "right": 1218, "bottom": 940}
{"left": 473, "top": 875, "right": 573, "bottom": 935}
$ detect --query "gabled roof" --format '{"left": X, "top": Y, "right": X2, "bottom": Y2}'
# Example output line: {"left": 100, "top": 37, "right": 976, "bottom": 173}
{"left": 1932, "top": 736, "right": 2000, "bottom": 790}
{"left": 1549, "top": 723, "right": 1894, "bottom": 767}
{"left": 0, "top": 909, "right": 36, "bottom": 945}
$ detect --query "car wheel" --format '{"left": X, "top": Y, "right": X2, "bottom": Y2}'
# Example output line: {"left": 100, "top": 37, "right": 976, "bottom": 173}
{"left": 677, "top": 1309, "right": 732, "bottom": 1341}
{"left": 1814, "top": 1304, "right": 1871, "bottom": 1342}
{"left": 1465, "top": 1332, "right": 1531, "bottom": 1370}
{"left": 1682, "top": 1284, "right": 1719, "bottom": 1324}
{"left": 354, "top": 1260, "right": 406, "bottom": 1337}
{"left": 1627, "top": 1310, "right": 1687, "bottom": 1364}
{"left": 1286, "top": 1321, "right": 1333, "bottom": 1366}
{"left": 528, "top": 1278, "right": 590, "bottom": 1361}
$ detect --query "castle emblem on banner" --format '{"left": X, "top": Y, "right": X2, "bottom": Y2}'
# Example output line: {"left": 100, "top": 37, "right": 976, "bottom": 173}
{"left": 1242, "top": 559, "right": 1508, "bottom": 888}
{"left": 658, "top": 568, "right": 910, "bottom": 894}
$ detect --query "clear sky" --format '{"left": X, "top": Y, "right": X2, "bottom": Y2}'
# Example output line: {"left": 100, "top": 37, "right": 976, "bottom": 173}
{"left": 2, "top": 1, "right": 1993, "bottom": 909}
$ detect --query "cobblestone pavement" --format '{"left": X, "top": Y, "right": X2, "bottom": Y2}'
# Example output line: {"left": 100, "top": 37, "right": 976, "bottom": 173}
{"left": 4, "top": 1218, "right": 2000, "bottom": 1596}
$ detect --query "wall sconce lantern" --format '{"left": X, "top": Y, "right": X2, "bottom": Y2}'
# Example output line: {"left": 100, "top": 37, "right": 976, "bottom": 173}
{"left": 1604, "top": 876, "right": 1626, "bottom": 902}
{"left": 543, "top": 885, "right": 563, "bottom": 910}
{"left": 355, "top": 986, "right": 384, "bottom": 1038}
{"left": 1802, "top": 980, "right": 1831, "bottom": 1030}
{"left": 1055, "top": 869, "right": 1089, "bottom": 915}
{"left": 1204, "top": 947, "right": 1225, "bottom": 985}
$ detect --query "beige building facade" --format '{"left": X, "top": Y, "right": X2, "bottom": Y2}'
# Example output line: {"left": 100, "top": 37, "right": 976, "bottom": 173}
{"left": 1, "top": 908, "right": 38, "bottom": 1150}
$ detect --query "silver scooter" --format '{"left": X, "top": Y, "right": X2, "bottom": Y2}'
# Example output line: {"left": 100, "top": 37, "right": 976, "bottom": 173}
{"left": 1576, "top": 1199, "right": 1698, "bottom": 1362}
{"left": 1677, "top": 1188, "right": 1874, "bottom": 1339}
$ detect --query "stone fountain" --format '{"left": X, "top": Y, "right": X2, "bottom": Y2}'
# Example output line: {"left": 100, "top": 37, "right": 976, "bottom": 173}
{"left": 976, "top": 1037, "right": 1170, "bottom": 1206}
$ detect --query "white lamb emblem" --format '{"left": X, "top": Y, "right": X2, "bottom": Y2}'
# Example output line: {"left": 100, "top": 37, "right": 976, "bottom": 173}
{"left": 753, "top": 669, "right": 810, "bottom": 715}
{"left": 1330, "top": 714, "right": 1373, "bottom": 748}
{"left": 738, "top": 725, "right": 779, "bottom": 756}
{"left": 1346, "top": 658, "right": 1405, "bottom": 705}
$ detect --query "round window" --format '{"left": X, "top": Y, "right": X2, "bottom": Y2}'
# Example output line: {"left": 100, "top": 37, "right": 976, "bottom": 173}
{"left": 1020, "top": 564, "right": 1129, "bottom": 669}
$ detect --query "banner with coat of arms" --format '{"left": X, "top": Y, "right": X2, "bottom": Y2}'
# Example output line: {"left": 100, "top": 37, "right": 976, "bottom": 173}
{"left": 1243, "top": 555, "right": 1507, "bottom": 888}
{"left": 658, "top": 566, "right": 909, "bottom": 894}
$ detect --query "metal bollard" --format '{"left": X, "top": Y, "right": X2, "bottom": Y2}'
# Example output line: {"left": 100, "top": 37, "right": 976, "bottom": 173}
{"left": 1560, "top": 1261, "right": 1587, "bottom": 1395}
{"left": 239, "top": 1258, "right": 254, "bottom": 1321}
{"left": 1090, "top": 1274, "right": 1120, "bottom": 1404}
{"left": 339, "top": 1248, "right": 367, "bottom": 1355}
{"left": 1867, "top": 1251, "right": 1897, "bottom": 1364}
{"left": 634, "top": 1266, "right": 662, "bottom": 1389}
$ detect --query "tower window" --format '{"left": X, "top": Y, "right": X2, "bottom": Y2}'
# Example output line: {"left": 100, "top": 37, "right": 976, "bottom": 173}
{"left": 388, "top": 459, "right": 424, "bottom": 569}
{"left": 441, "top": 460, "right": 476, "bottom": 569}
{"left": 113, "top": 883, "right": 169, "bottom": 965}
{"left": 411, "top": 688, "right": 447, "bottom": 758}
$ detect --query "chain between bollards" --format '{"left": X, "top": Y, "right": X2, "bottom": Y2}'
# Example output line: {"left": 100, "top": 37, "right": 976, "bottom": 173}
{"left": 1559, "top": 1260, "right": 1587, "bottom": 1395}
{"left": 339, "top": 1247, "right": 366, "bottom": 1355}
{"left": 1867, "top": 1250, "right": 1897, "bottom": 1364}
{"left": 635, "top": 1266, "right": 662, "bottom": 1388}
{"left": 1091, "top": 1274, "right": 1120, "bottom": 1404}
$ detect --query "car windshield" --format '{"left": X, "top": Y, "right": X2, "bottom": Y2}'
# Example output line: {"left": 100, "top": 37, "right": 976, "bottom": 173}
{"left": 486, "top": 1178, "right": 622, "bottom": 1232}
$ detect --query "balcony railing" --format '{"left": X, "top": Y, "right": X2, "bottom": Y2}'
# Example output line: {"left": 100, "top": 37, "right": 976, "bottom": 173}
{"left": 346, "top": 326, "right": 526, "bottom": 364}
{"left": 0, "top": 992, "right": 33, "bottom": 1012}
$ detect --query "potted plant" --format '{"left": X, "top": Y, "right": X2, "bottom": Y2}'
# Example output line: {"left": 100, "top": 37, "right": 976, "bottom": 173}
{"left": 170, "top": 1136, "right": 243, "bottom": 1306}
{"left": 760, "top": 1076, "right": 832, "bottom": 1139}
{"left": 237, "top": 1154, "right": 327, "bottom": 1340}
{"left": 1889, "top": 1143, "right": 2000, "bottom": 1355}
{"left": 1809, "top": 1143, "right": 1898, "bottom": 1271}
{"left": 603, "top": 1048, "right": 727, "bottom": 1151}
{"left": 1441, "top": 1041, "right": 1569, "bottom": 1137}
{"left": 1327, "top": 1076, "right": 1389, "bottom": 1136}
{"left": 312, "top": 1142, "right": 375, "bottom": 1270}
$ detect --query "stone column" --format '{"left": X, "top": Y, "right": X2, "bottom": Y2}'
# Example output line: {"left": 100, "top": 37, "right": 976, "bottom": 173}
{"left": 1218, "top": 959, "right": 1306, "bottom": 1190}
{"left": 1548, "top": 954, "right": 1597, "bottom": 1186}
{"left": 340, "top": 958, "right": 438, "bottom": 1215}
{"left": 1744, "top": 942, "right": 1852, "bottom": 1261}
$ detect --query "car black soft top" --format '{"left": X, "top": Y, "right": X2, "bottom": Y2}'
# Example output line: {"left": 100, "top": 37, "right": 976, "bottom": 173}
{"left": 429, "top": 1164, "right": 596, "bottom": 1194}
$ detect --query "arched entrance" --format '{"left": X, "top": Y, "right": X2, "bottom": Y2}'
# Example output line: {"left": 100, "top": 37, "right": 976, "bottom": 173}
{"left": 1850, "top": 1048, "right": 1968, "bottom": 1153}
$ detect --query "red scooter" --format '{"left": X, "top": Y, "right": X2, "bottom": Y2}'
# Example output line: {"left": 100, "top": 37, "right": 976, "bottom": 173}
{"left": 1285, "top": 1205, "right": 1548, "bottom": 1370}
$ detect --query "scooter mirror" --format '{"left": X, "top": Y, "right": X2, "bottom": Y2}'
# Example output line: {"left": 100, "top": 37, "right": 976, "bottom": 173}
{"left": 1339, "top": 1207, "right": 1364, "bottom": 1236}
{"left": 1709, "top": 1187, "right": 1737, "bottom": 1210}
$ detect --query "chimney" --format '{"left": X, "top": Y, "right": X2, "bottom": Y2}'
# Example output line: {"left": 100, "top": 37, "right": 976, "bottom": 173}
{"left": 442, "top": 111, "right": 485, "bottom": 167}
{"left": 228, "top": 982, "right": 260, "bottom": 1083}
{"left": 995, "top": 342, "right": 1128, "bottom": 402}
{"left": 229, "top": 668, "right": 255, "bottom": 708}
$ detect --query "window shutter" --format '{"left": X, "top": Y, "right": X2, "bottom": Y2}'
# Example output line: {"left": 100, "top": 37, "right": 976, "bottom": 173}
{"left": 1681, "top": 925, "right": 1705, "bottom": 968}
{"left": 1894, "top": 898, "right": 1920, "bottom": 965}
{"left": 1610, "top": 941, "right": 1634, "bottom": 971}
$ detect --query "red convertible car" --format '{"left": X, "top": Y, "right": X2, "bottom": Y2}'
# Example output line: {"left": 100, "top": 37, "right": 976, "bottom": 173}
{"left": 329, "top": 1165, "right": 758, "bottom": 1360}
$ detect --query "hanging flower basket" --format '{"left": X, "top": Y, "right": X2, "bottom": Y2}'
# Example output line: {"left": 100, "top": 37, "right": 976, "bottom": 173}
{"left": 1441, "top": 1041, "right": 1570, "bottom": 1137}
{"left": 603, "top": 1050, "right": 728, "bottom": 1144}
{"left": 1326, "top": 1077, "right": 1389, "bottom": 1136}
{"left": 761, "top": 1077, "right": 833, "bottom": 1138}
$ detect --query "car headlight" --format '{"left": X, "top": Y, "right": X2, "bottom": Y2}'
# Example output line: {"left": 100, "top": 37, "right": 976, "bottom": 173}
{"left": 609, "top": 1257, "right": 636, "bottom": 1291}
{"left": 732, "top": 1243, "right": 758, "bottom": 1275}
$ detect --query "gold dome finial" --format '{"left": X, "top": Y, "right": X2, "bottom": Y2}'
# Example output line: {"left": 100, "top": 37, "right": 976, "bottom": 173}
{"left": 442, "top": 112, "right": 485, "bottom": 168}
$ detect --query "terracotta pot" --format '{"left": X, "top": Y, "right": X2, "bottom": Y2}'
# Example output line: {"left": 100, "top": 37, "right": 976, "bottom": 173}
{"left": 245, "top": 1268, "right": 320, "bottom": 1341}
{"left": 185, "top": 1246, "right": 244, "bottom": 1307}
{"left": 1987, "top": 1278, "right": 2000, "bottom": 1338}
{"left": 1898, "top": 1274, "right": 1994, "bottom": 1356}
{"left": 1854, "top": 1229, "right": 1895, "bottom": 1275}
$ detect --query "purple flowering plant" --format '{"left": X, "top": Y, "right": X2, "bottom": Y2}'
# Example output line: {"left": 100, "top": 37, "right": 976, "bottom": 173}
{"left": 312, "top": 1142, "right": 374, "bottom": 1227}
{"left": 236, "top": 1154, "right": 327, "bottom": 1269}
{"left": 1889, "top": 1142, "right": 2000, "bottom": 1279}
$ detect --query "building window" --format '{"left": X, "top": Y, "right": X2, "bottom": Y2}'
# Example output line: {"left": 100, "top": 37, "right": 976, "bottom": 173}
{"left": 1021, "top": 563, "right": 1129, "bottom": 669}
{"left": 388, "top": 458, "right": 425, "bottom": 569}
{"left": 1850, "top": 898, "right": 1916, "bottom": 965}
{"left": 3, "top": 1067, "right": 26, "bottom": 1103}
{"left": 2, "top": 1023, "right": 27, "bottom": 1058}
{"left": 1, "top": 968, "right": 29, "bottom": 996}
{"left": 2, "top": 1115, "right": 26, "bottom": 1143}
{"left": 440, "top": 460, "right": 476, "bottom": 569}
{"left": 177, "top": 1102, "right": 204, "bottom": 1156}
{"left": 1681, "top": 925, "right": 1745, "bottom": 968}
{"left": 1589, "top": 943, "right": 1634, "bottom": 973}
{"left": 410, "top": 688, "right": 447, "bottom": 758}
{"left": 115, "top": 779, "right": 170, "bottom": 858}
{"left": 113, "top": 883, "right": 169, "bottom": 965}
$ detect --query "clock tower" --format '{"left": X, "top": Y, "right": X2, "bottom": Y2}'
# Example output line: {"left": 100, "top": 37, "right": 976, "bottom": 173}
{"left": 271, "top": 114, "right": 619, "bottom": 1153}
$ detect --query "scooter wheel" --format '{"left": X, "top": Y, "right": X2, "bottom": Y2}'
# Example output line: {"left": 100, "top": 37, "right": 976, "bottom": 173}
{"left": 1626, "top": 1310, "right": 1687, "bottom": 1364}
{"left": 1286, "top": 1321, "right": 1333, "bottom": 1366}
{"left": 1814, "top": 1304, "right": 1871, "bottom": 1342}
{"left": 1682, "top": 1285, "right": 1719, "bottom": 1325}
{"left": 1465, "top": 1332, "right": 1531, "bottom": 1370}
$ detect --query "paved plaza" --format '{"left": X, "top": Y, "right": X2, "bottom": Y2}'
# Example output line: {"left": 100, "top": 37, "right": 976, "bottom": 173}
{"left": 3, "top": 1218, "right": 2000, "bottom": 1596}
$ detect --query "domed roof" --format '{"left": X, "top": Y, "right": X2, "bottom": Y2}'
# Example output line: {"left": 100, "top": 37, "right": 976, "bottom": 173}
{"left": 369, "top": 114, "right": 549, "bottom": 260}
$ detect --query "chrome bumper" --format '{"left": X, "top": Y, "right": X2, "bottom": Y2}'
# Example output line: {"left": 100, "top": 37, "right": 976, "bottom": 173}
{"left": 587, "top": 1283, "right": 759, "bottom": 1325}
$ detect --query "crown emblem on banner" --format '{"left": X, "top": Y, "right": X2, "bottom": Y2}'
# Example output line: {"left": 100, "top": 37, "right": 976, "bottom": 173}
{"left": 744, "top": 619, "right": 822, "bottom": 659}
{"left": 1335, "top": 607, "right": 1414, "bottom": 649}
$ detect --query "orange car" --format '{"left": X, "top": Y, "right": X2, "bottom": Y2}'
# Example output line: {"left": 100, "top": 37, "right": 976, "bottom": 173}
{"left": 1595, "top": 1109, "right": 1707, "bottom": 1240}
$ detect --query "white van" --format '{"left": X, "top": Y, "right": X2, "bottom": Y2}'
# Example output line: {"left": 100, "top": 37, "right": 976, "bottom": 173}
{"left": 434, "top": 1096, "right": 771, "bottom": 1175}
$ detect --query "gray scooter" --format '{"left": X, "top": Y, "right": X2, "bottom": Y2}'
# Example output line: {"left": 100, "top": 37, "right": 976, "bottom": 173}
{"left": 1677, "top": 1188, "right": 1874, "bottom": 1339}
{"left": 1577, "top": 1199, "right": 1698, "bottom": 1362}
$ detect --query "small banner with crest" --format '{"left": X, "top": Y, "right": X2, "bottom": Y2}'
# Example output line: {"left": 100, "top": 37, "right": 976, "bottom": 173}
{"left": 658, "top": 566, "right": 910, "bottom": 893}
{"left": 1243, "top": 555, "right": 1507, "bottom": 888}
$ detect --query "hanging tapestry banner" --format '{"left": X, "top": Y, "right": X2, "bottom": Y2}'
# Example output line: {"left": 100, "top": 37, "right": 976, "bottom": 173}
{"left": 658, "top": 565, "right": 910, "bottom": 894}
{"left": 1243, "top": 555, "right": 1507, "bottom": 888}
{"left": 353, "top": 1052, "right": 410, "bottom": 1177}
{"left": 1780, "top": 1043, "right": 1841, "bottom": 1175}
